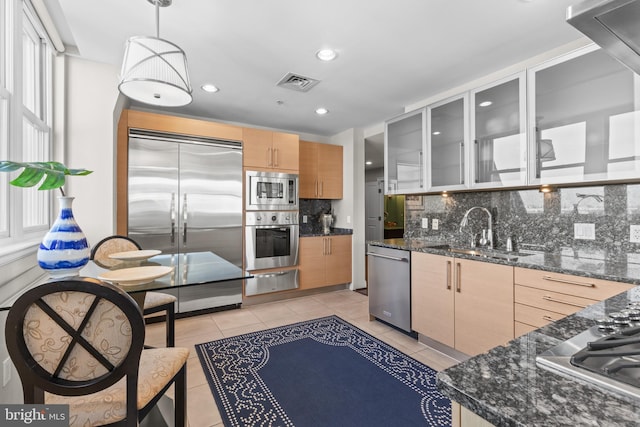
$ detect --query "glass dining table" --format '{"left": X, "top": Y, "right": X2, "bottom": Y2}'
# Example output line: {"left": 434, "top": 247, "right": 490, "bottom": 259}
{"left": 0, "top": 251, "right": 252, "bottom": 312}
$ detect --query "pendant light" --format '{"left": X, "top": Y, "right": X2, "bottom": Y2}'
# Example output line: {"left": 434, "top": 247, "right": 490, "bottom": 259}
{"left": 118, "top": 0, "right": 192, "bottom": 107}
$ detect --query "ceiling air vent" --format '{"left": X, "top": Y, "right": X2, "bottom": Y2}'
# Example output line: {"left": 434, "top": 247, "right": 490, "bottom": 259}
{"left": 276, "top": 72, "right": 320, "bottom": 92}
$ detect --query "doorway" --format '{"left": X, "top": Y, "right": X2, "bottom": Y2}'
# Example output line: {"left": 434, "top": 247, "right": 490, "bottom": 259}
{"left": 383, "top": 195, "right": 405, "bottom": 238}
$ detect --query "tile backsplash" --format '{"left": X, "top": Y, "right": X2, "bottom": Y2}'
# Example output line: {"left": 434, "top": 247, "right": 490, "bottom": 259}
{"left": 404, "top": 183, "right": 640, "bottom": 256}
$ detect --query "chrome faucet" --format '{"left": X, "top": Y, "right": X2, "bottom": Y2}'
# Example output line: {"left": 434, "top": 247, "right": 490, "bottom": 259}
{"left": 459, "top": 206, "right": 493, "bottom": 249}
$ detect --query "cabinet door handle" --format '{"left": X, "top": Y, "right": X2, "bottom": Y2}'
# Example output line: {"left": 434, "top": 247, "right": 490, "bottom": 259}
{"left": 542, "top": 315, "right": 558, "bottom": 322}
{"left": 542, "top": 295, "right": 588, "bottom": 309}
{"left": 446, "top": 260, "right": 452, "bottom": 290}
{"left": 456, "top": 262, "right": 462, "bottom": 293}
{"left": 315, "top": 179, "right": 318, "bottom": 197}
{"left": 267, "top": 147, "right": 272, "bottom": 166}
{"left": 419, "top": 151, "right": 424, "bottom": 188}
{"left": 320, "top": 180, "right": 323, "bottom": 197}
{"left": 459, "top": 142, "right": 465, "bottom": 185}
{"left": 323, "top": 238, "right": 326, "bottom": 255}
{"left": 274, "top": 148, "right": 279, "bottom": 167}
{"left": 474, "top": 139, "right": 479, "bottom": 184}
{"left": 328, "top": 237, "right": 332, "bottom": 255}
{"left": 542, "top": 275, "right": 595, "bottom": 288}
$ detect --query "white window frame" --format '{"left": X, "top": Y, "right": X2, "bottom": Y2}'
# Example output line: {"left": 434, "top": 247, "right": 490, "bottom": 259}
{"left": 0, "top": 0, "right": 54, "bottom": 262}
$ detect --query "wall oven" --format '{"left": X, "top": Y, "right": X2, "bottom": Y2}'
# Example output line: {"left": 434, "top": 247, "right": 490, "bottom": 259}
{"left": 246, "top": 170, "right": 298, "bottom": 211}
{"left": 244, "top": 211, "right": 299, "bottom": 295}
{"left": 245, "top": 211, "right": 299, "bottom": 270}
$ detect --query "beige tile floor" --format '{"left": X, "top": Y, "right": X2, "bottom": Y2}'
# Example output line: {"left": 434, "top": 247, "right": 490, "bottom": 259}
{"left": 145, "top": 289, "right": 461, "bottom": 427}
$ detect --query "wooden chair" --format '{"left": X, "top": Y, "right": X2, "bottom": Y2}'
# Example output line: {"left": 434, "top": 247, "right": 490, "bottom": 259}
{"left": 91, "top": 235, "right": 176, "bottom": 347}
{"left": 5, "top": 277, "right": 188, "bottom": 427}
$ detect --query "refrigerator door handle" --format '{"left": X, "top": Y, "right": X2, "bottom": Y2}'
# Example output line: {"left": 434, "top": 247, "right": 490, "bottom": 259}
{"left": 170, "top": 192, "right": 176, "bottom": 245}
{"left": 182, "top": 193, "right": 188, "bottom": 245}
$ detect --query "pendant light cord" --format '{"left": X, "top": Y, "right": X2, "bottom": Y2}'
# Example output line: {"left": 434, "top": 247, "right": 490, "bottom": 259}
{"left": 155, "top": 0, "right": 160, "bottom": 38}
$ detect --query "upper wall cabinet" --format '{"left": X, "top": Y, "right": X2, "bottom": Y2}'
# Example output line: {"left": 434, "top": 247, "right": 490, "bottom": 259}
{"left": 427, "top": 94, "right": 469, "bottom": 191}
{"left": 385, "top": 109, "right": 427, "bottom": 194}
{"left": 299, "top": 141, "right": 343, "bottom": 199}
{"left": 243, "top": 128, "right": 299, "bottom": 172}
{"left": 470, "top": 73, "right": 527, "bottom": 189}
{"left": 528, "top": 45, "right": 640, "bottom": 185}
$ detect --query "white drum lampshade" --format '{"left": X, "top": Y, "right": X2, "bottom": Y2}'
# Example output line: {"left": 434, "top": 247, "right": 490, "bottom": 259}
{"left": 119, "top": 36, "right": 192, "bottom": 107}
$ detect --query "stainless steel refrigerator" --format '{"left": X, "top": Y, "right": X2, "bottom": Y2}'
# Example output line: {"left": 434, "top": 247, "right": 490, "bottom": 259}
{"left": 128, "top": 130, "right": 243, "bottom": 313}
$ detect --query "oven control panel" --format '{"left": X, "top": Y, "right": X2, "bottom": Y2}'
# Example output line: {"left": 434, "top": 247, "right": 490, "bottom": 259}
{"left": 246, "top": 211, "right": 299, "bottom": 226}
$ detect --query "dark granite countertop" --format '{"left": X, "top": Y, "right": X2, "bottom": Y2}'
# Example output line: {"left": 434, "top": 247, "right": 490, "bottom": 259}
{"left": 367, "top": 238, "right": 640, "bottom": 286}
{"left": 300, "top": 227, "right": 353, "bottom": 237}
{"left": 367, "top": 238, "right": 640, "bottom": 425}
{"left": 437, "top": 289, "right": 640, "bottom": 426}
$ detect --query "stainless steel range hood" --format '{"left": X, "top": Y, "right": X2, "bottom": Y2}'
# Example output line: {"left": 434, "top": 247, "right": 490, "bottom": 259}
{"left": 567, "top": 0, "right": 640, "bottom": 74}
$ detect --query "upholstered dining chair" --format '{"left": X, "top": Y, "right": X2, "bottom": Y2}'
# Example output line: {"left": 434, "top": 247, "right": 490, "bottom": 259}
{"left": 91, "top": 235, "right": 176, "bottom": 347}
{"left": 5, "top": 277, "right": 188, "bottom": 427}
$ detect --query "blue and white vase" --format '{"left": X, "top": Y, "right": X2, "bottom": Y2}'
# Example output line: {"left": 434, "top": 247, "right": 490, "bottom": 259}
{"left": 37, "top": 196, "right": 90, "bottom": 278}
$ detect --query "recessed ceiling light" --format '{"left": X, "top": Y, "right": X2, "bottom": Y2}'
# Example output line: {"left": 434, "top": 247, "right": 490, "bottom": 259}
{"left": 315, "top": 107, "right": 329, "bottom": 115}
{"left": 201, "top": 84, "right": 219, "bottom": 93}
{"left": 479, "top": 101, "right": 492, "bottom": 107}
{"left": 432, "top": 131, "right": 441, "bottom": 135}
{"left": 365, "top": 161, "right": 372, "bottom": 165}
{"left": 316, "top": 49, "right": 337, "bottom": 61}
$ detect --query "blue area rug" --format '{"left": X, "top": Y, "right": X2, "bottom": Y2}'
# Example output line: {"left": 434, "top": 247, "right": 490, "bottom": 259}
{"left": 195, "top": 315, "right": 451, "bottom": 426}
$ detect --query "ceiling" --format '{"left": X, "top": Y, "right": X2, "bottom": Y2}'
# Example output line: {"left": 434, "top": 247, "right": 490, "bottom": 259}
{"left": 47, "top": 0, "right": 584, "bottom": 167}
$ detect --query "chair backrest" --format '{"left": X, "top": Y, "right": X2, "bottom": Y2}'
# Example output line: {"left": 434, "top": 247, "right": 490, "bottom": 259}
{"left": 91, "top": 235, "right": 142, "bottom": 267}
{"left": 5, "top": 277, "right": 145, "bottom": 410}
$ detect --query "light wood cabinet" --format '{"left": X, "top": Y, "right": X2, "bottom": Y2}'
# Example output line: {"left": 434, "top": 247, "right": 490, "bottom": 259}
{"left": 299, "top": 141, "right": 343, "bottom": 199}
{"left": 514, "top": 267, "right": 634, "bottom": 335}
{"left": 412, "top": 252, "right": 455, "bottom": 347}
{"left": 243, "top": 128, "right": 299, "bottom": 172}
{"left": 299, "top": 235, "right": 351, "bottom": 289}
{"left": 411, "top": 252, "right": 514, "bottom": 356}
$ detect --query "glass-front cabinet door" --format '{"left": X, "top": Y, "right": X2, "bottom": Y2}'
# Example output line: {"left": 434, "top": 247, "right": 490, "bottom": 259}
{"left": 528, "top": 45, "right": 640, "bottom": 184}
{"left": 384, "top": 108, "right": 426, "bottom": 194}
{"left": 427, "top": 94, "right": 469, "bottom": 191}
{"left": 470, "top": 73, "right": 527, "bottom": 188}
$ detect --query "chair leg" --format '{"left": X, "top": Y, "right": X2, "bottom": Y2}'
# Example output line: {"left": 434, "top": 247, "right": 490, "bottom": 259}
{"left": 166, "top": 305, "right": 175, "bottom": 347}
{"left": 174, "top": 365, "right": 187, "bottom": 427}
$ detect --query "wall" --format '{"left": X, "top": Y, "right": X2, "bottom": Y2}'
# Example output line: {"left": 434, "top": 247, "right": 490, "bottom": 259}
{"left": 404, "top": 183, "right": 640, "bottom": 260}
{"left": 330, "top": 128, "right": 366, "bottom": 289}
{"left": 64, "top": 56, "right": 120, "bottom": 247}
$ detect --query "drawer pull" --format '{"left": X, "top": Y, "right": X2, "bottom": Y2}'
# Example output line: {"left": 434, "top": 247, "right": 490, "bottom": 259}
{"left": 542, "top": 275, "right": 595, "bottom": 288}
{"left": 542, "top": 295, "right": 588, "bottom": 309}
{"left": 542, "top": 315, "right": 558, "bottom": 322}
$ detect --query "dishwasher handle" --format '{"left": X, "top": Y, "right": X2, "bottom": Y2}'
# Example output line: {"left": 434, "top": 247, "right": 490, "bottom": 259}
{"left": 366, "top": 252, "right": 409, "bottom": 262}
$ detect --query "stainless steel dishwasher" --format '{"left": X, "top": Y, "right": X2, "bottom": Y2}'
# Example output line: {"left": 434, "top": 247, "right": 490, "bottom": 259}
{"left": 367, "top": 244, "right": 411, "bottom": 333}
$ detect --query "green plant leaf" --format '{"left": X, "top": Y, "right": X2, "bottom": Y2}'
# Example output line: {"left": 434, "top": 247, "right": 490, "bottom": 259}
{"left": 0, "top": 161, "right": 92, "bottom": 190}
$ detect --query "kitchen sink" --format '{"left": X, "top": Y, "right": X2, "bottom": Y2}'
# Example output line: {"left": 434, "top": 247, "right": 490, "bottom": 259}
{"left": 446, "top": 247, "right": 532, "bottom": 262}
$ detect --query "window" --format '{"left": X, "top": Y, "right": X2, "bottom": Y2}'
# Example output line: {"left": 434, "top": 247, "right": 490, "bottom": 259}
{"left": 0, "top": 0, "right": 54, "bottom": 257}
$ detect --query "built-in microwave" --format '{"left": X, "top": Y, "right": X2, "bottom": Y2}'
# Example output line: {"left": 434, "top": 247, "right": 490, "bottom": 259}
{"left": 246, "top": 170, "right": 298, "bottom": 211}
